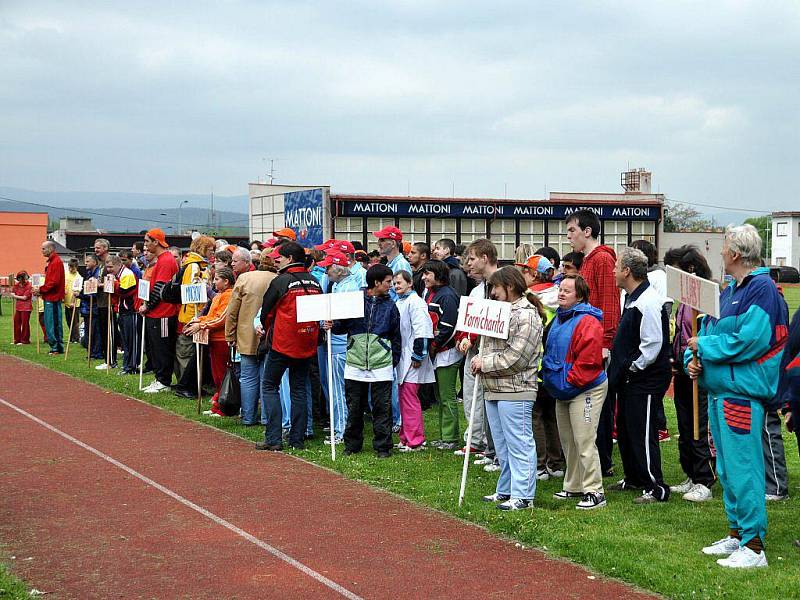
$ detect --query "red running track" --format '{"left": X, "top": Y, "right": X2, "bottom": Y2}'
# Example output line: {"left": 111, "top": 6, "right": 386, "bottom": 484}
{"left": 0, "top": 355, "right": 654, "bottom": 599}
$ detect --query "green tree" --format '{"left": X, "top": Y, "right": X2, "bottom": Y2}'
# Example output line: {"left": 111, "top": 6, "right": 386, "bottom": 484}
{"left": 744, "top": 215, "right": 772, "bottom": 260}
{"left": 663, "top": 199, "right": 715, "bottom": 232}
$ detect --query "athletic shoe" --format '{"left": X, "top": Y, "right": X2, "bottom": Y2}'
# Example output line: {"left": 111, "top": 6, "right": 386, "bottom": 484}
{"left": 553, "top": 490, "right": 583, "bottom": 501}
{"left": 254, "top": 442, "right": 283, "bottom": 451}
{"left": 632, "top": 491, "right": 658, "bottom": 505}
{"left": 658, "top": 429, "right": 671, "bottom": 442}
{"left": 324, "top": 437, "right": 343, "bottom": 445}
{"left": 143, "top": 381, "right": 169, "bottom": 394}
{"left": 576, "top": 492, "right": 607, "bottom": 510}
{"left": 484, "top": 461, "right": 501, "bottom": 473}
{"left": 547, "top": 466, "right": 565, "bottom": 478}
{"left": 702, "top": 536, "right": 740, "bottom": 556}
{"left": 95, "top": 362, "right": 114, "bottom": 370}
{"left": 609, "top": 479, "right": 641, "bottom": 491}
{"left": 765, "top": 493, "right": 788, "bottom": 501}
{"left": 497, "top": 498, "right": 531, "bottom": 511}
{"left": 474, "top": 456, "right": 494, "bottom": 466}
{"left": 438, "top": 442, "right": 458, "bottom": 451}
{"left": 398, "top": 444, "right": 423, "bottom": 453}
{"left": 536, "top": 468, "right": 550, "bottom": 481}
{"left": 482, "top": 492, "right": 511, "bottom": 503}
{"left": 429, "top": 440, "right": 445, "bottom": 449}
{"left": 716, "top": 546, "right": 768, "bottom": 569}
{"left": 670, "top": 478, "right": 693, "bottom": 494}
{"left": 683, "top": 483, "right": 712, "bottom": 503}
{"left": 454, "top": 446, "right": 483, "bottom": 457}
{"left": 376, "top": 451, "right": 391, "bottom": 458}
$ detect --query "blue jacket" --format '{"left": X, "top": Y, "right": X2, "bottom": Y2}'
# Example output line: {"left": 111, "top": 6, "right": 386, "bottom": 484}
{"left": 332, "top": 291, "right": 401, "bottom": 370}
{"left": 684, "top": 267, "right": 789, "bottom": 402}
{"left": 542, "top": 303, "right": 607, "bottom": 400}
{"left": 777, "top": 308, "right": 800, "bottom": 416}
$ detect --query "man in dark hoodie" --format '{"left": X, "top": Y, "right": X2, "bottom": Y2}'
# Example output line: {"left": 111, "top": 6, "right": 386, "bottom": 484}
{"left": 566, "top": 209, "right": 621, "bottom": 477}
{"left": 433, "top": 238, "right": 468, "bottom": 296}
{"left": 328, "top": 264, "right": 401, "bottom": 458}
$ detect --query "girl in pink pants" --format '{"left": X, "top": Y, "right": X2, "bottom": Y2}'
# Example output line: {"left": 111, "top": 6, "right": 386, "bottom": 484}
{"left": 393, "top": 272, "right": 435, "bottom": 451}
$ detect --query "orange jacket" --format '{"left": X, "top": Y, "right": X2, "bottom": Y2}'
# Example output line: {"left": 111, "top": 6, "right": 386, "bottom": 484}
{"left": 197, "top": 288, "right": 232, "bottom": 342}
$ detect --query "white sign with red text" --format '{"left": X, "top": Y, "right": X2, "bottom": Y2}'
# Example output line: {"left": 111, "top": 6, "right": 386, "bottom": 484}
{"left": 456, "top": 296, "right": 511, "bottom": 340}
{"left": 666, "top": 266, "right": 720, "bottom": 318}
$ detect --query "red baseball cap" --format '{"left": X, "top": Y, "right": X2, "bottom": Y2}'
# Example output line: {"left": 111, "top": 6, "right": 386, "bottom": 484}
{"left": 317, "top": 251, "right": 348, "bottom": 268}
{"left": 314, "top": 239, "right": 337, "bottom": 251}
{"left": 267, "top": 247, "right": 282, "bottom": 259}
{"left": 373, "top": 226, "right": 403, "bottom": 241}
{"left": 263, "top": 238, "right": 279, "bottom": 248}
{"left": 273, "top": 227, "right": 297, "bottom": 241}
{"left": 328, "top": 240, "right": 355, "bottom": 254}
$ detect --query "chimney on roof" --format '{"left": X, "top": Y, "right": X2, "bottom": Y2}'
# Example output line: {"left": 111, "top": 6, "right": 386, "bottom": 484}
{"left": 621, "top": 168, "right": 652, "bottom": 194}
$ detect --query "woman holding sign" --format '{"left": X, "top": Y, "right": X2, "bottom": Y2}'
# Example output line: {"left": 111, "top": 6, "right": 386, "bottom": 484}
{"left": 184, "top": 267, "right": 235, "bottom": 417}
{"left": 471, "top": 267, "right": 544, "bottom": 511}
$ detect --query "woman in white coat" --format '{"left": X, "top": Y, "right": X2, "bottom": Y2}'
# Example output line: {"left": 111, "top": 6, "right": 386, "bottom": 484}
{"left": 393, "top": 271, "right": 435, "bottom": 451}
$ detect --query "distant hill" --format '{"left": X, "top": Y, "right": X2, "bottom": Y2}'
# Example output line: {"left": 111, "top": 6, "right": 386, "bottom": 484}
{"left": 0, "top": 186, "right": 249, "bottom": 234}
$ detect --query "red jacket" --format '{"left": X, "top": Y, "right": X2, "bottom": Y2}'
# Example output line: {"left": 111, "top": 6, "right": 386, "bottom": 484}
{"left": 13, "top": 282, "right": 33, "bottom": 311}
{"left": 39, "top": 252, "right": 65, "bottom": 302}
{"left": 260, "top": 265, "right": 322, "bottom": 359}
{"left": 579, "top": 245, "right": 620, "bottom": 350}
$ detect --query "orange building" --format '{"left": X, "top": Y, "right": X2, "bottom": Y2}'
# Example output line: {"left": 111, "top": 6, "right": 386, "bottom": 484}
{"left": 0, "top": 211, "right": 49, "bottom": 279}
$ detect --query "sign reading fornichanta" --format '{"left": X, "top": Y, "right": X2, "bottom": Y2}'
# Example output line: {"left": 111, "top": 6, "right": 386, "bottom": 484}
{"left": 456, "top": 297, "right": 511, "bottom": 340}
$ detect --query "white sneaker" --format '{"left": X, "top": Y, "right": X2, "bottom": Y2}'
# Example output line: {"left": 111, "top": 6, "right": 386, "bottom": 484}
{"left": 702, "top": 536, "right": 740, "bottom": 556}
{"left": 716, "top": 546, "right": 767, "bottom": 568}
{"left": 670, "top": 478, "right": 693, "bottom": 494}
{"left": 536, "top": 468, "right": 550, "bottom": 481}
{"left": 474, "top": 456, "right": 494, "bottom": 465}
{"left": 765, "top": 493, "right": 788, "bottom": 501}
{"left": 547, "top": 466, "right": 565, "bottom": 478}
{"left": 683, "top": 483, "right": 712, "bottom": 503}
{"left": 143, "top": 381, "right": 169, "bottom": 394}
{"left": 484, "top": 462, "right": 501, "bottom": 473}
{"left": 95, "top": 362, "right": 111, "bottom": 370}
{"left": 324, "top": 437, "right": 343, "bottom": 445}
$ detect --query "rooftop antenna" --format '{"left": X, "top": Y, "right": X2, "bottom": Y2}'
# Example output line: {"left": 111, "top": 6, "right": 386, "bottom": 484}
{"left": 263, "top": 158, "right": 279, "bottom": 184}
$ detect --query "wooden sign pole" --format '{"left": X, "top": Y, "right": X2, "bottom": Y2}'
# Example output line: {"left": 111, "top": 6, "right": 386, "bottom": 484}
{"left": 35, "top": 296, "right": 40, "bottom": 354}
{"left": 64, "top": 305, "right": 77, "bottom": 360}
{"left": 106, "top": 292, "right": 112, "bottom": 373}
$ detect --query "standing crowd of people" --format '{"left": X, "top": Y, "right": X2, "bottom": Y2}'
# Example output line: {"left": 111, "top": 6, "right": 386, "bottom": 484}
{"left": 7, "top": 212, "right": 800, "bottom": 568}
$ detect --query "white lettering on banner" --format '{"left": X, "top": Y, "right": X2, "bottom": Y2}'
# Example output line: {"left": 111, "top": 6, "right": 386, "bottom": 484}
{"left": 408, "top": 204, "right": 451, "bottom": 215}
{"left": 611, "top": 207, "right": 650, "bottom": 217}
{"left": 181, "top": 284, "right": 208, "bottom": 305}
{"left": 666, "top": 266, "right": 720, "bottom": 318}
{"left": 456, "top": 297, "right": 511, "bottom": 340}
{"left": 512, "top": 205, "right": 553, "bottom": 216}
{"left": 285, "top": 205, "right": 322, "bottom": 229}
{"left": 137, "top": 279, "right": 151, "bottom": 301}
{"left": 352, "top": 202, "right": 398, "bottom": 214}
{"left": 564, "top": 206, "right": 604, "bottom": 217}
{"left": 462, "top": 205, "right": 505, "bottom": 216}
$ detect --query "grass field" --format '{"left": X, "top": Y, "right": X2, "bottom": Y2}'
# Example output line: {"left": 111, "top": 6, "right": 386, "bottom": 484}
{"left": 0, "top": 561, "right": 28, "bottom": 599}
{"left": 1, "top": 293, "right": 799, "bottom": 599}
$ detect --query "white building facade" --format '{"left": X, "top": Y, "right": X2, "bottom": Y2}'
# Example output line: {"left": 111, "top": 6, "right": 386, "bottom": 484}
{"left": 771, "top": 211, "right": 800, "bottom": 269}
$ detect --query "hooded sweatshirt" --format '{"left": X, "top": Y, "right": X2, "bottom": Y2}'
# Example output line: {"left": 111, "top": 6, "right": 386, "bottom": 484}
{"left": 579, "top": 244, "right": 620, "bottom": 350}
{"left": 443, "top": 255, "right": 468, "bottom": 296}
{"left": 542, "top": 302, "right": 607, "bottom": 400}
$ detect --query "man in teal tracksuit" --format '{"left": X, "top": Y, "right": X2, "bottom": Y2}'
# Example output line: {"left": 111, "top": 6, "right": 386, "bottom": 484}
{"left": 686, "top": 242, "right": 788, "bottom": 569}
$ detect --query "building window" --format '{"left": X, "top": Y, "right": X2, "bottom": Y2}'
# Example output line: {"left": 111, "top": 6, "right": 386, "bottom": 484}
{"left": 335, "top": 218, "right": 364, "bottom": 247}
{"left": 367, "top": 217, "right": 397, "bottom": 251}
{"left": 603, "top": 220, "right": 629, "bottom": 255}
{"left": 547, "top": 220, "right": 571, "bottom": 259}
{"left": 519, "top": 220, "right": 545, "bottom": 249}
{"left": 459, "top": 219, "right": 487, "bottom": 245}
{"left": 776, "top": 222, "right": 788, "bottom": 237}
{"left": 631, "top": 220, "right": 656, "bottom": 244}
{"left": 430, "top": 218, "right": 457, "bottom": 240}
{"left": 490, "top": 219, "right": 517, "bottom": 261}
{"left": 398, "top": 218, "right": 427, "bottom": 244}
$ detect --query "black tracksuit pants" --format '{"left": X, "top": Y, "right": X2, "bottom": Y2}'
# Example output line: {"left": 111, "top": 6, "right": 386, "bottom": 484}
{"left": 344, "top": 379, "right": 392, "bottom": 454}
{"left": 98, "top": 305, "right": 118, "bottom": 366}
{"left": 617, "top": 375, "right": 671, "bottom": 501}
{"left": 672, "top": 368, "right": 715, "bottom": 487}
{"left": 596, "top": 384, "right": 617, "bottom": 475}
{"left": 145, "top": 316, "right": 177, "bottom": 386}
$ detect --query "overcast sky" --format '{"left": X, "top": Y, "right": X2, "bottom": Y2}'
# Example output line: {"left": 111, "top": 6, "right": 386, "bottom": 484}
{"left": 1, "top": 1, "right": 798, "bottom": 213}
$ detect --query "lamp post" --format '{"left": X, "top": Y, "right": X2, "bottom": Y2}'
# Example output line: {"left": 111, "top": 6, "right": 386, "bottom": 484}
{"left": 177, "top": 200, "right": 189, "bottom": 234}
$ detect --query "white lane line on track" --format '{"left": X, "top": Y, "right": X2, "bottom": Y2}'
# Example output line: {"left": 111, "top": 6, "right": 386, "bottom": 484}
{"left": 0, "top": 396, "right": 363, "bottom": 600}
